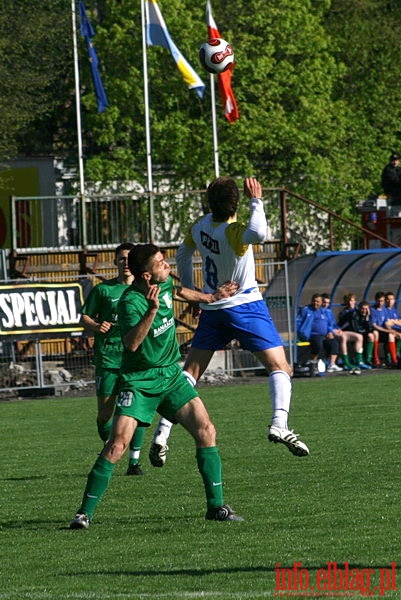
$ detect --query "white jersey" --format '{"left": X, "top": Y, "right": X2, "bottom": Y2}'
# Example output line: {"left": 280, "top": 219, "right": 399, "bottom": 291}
{"left": 176, "top": 198, "right": 267, "bottom": 310}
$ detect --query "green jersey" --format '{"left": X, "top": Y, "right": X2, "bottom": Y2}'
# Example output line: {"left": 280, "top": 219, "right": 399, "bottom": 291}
{"left": 118, "top": 276, "right": 181, "bottom": 372}
{"left": 81, "top": 278, "right": 129, "bottom": 369}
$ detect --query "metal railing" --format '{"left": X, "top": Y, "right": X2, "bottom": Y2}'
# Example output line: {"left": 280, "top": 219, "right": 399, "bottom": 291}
{"left": 0, "top": 259, "right": 292, "bottom": 396}
{"left": 10, "top": 187, "right": 397, "bottom": 257}
{"left": 10, "top": 188, "right": 205, "bottom": 252}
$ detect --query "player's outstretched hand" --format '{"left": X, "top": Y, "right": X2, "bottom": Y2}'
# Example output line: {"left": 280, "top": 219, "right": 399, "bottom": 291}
{"left": 244, "top": 177, "right": 262, "bottom": 199}
{"left": 212, "top": 281, "right": 239, "bottom": 301}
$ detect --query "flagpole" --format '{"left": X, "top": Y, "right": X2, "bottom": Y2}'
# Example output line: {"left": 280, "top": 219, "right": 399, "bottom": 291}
{"left": 71, "top": 0, "right": 87, "bottom": 246}
{"left": 141, "top": 0, "right": 155, "bottom": 242}
{"left": 210, "top": 73, "right": 220, "bottom": 178}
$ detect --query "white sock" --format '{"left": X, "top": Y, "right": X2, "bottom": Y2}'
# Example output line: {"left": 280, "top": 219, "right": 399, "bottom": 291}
{"left": 182, "top": 369, "right": 197, "bottom": 387}
{"left": 153, "top": 417, "right": 173, "bottom": 442}
{"left": 269, "top": 370, "right": 291, "bottom": 429}
{"left": 129, "top": 449, "right": 141, "bottom": 460}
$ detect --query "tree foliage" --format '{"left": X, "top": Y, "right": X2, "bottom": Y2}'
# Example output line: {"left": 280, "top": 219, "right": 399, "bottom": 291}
{"left": 0, "top": 0, "right": 72, "bottom": 161}
{"left": 2, "top": 0, "right": 401, "bottom": 239}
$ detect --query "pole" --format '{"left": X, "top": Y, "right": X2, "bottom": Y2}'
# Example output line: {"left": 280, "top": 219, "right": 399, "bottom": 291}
{"left": 210, "top": 73, "right": 220, "bottom": 178}
{"left": 141, "top": 0, "right": 155, "bottom": 242}
{"left": 71, "top": 0, "right": 87, "bottom": 246}
{"left": 280, "top": 189, "right": 288, "bottom": 259}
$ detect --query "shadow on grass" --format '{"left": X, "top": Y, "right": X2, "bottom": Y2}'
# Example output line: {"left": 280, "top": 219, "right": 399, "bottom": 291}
{"left": 62, "top": 564, "right": 400, "bottom": 577}
{"left": 2, "top": 475, "right": 47, "bottom": 481}
{"left": 1, "top": 515, "right": 209, "bottom": 530}
{"left": 1, "top": 519, "right": 64, "bottom": 529}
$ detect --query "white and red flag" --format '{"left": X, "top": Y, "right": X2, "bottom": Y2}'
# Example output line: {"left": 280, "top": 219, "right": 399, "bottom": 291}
{"left": 206, "top": 0, "right": 239, "bottom": 123}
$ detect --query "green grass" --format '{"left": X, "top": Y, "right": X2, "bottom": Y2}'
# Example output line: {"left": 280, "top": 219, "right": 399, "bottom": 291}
{"left": 1, "top": 372, "right": 401, "bottom": 599}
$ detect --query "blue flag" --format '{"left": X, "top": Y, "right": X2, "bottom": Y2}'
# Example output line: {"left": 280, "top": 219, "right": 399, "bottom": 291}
{"left": 79, "top": 1, "right": 109, "bottom": 113}
{"left": 146, "top": 0, "right": 205, "bottom": 99}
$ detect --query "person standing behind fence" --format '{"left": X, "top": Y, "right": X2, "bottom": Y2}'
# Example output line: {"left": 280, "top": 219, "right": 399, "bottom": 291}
{"left": 381, "top": 153, "right": 401, "bottom": 203}
{"left": 149, "top": 176, "right": 309, "bottom": 461}
{"left": 80, "top": 242, "right": 146, "bottom": 476}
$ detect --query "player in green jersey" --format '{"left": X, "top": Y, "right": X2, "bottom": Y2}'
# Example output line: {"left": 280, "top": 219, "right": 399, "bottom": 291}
{"left": 80, "top": 242, "right": 146, "bottom": 475}
{"left": 70, "top": 243, "right": 242, "bottom": 528}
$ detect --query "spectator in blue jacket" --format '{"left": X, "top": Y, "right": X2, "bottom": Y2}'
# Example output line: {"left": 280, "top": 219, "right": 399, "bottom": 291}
{"left": 383, "top": 291, "right": 401, "bottom": 366}
{"left": 297, "top": 293, "right": 342, "bottom": 373}
{"left": 371, "top": 291, "right": 393, "bottom": 366}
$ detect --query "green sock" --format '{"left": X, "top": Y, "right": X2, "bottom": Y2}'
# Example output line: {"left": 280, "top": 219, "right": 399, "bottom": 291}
{"left": 129, "top": 426, "right": 146, "bottom": 465}
{"left": 196, "top": 446, "right": 224, "bottom": 510}
{"left": 365, "top": 341, "right": 374, "bottom": 363}
{"left": 78, "top": 455, "right": 116, "bottom": 520}
{"left": 97, "top": 417, "right": 112, "bottom": 442}
{"left": 341, "top": 354, "right": 352, "bottom": 368}
{"left": 356, "top": 352, "right": 364, "bottom": 364}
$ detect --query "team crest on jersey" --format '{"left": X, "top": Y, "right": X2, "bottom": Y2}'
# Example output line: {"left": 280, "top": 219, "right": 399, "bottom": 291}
{"left": 200, "top": 231, "right": 220, "bottom": 254}
{"left": 153, "top": 316, "right": 174, "bottom": 337}
{"left": 162, "top": 291, "right": 172, "bottom": 309}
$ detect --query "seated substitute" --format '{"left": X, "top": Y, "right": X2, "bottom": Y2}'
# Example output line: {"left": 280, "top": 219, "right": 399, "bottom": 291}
{"left": 335, "top": 293, "right": 371, "bottom": 370}
{"left": 371, "top": 291, "right": 395, "bottom": 367}
{"left": 383, "top": 291, "right": 401, "bottom": 366}
{"left": 349, "top": 301, "right": 375, "bottom": 366}
{"left": 298, "top": 293, "right": 344, "bottom": 374}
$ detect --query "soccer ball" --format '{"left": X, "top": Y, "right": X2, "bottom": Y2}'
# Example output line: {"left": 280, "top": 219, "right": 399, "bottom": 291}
{"left": 199, "top": 38, "right": 234, "bottom": 74}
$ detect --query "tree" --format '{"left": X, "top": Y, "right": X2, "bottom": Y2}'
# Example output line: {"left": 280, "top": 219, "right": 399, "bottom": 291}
{"left": 0, "top": 0, "right": 72, "bottom": 162}
{"left": 6, "top": 0, "right": 401, "bottom": 248}
{"left": 80, "top": 0, "right": 351, "bottom": 196}
{"left": 324, "top": 0, "right": 401, "bottom": 197}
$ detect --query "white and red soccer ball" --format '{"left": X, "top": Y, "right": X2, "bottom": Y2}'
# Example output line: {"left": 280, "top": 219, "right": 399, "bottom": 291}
{"left": 199, "top": 38, "right": 234, "bottom": 74}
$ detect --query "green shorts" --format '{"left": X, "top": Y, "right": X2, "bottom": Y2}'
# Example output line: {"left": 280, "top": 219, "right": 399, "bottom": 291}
{"left": 95, "top": 367, "right": 120, "bottom": 398}
{"left": 114, "top": 363, "right": 198, "bottom": 425}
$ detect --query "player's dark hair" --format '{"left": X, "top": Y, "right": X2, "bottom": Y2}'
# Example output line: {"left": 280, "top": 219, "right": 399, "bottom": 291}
{"left": 128, "top": 243, "right": 160, "bottom": 279}
{"left": 343, "top": 292, "right": 356, "bottom": 304}
{"left": 207, "top": 176, "right": 240, "bottom": 221}
{"left": 115, "top": 242, "right": 135, "bottom": 257}
{"left": 375, "top": 291, "right": 385, "bottom": 301}
{"left": 359, "top": 301, "right": 369, "bottom": 309}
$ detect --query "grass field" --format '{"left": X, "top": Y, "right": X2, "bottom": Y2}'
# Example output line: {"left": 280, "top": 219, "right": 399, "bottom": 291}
{"left": 1, "top": 372, "right": 401, "bottom": 599}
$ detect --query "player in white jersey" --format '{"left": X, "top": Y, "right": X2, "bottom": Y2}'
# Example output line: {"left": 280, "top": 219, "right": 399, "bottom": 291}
{"left": 149, "top": 176, "right": 309, "bottom": 462}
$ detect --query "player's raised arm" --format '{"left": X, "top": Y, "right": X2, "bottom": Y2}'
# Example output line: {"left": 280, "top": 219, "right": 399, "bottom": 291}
{"left": 123, "top": 284, "right": 160, "bottom": 353}
{"left": 242, "top": 177, "right": 267, "bottom": 244}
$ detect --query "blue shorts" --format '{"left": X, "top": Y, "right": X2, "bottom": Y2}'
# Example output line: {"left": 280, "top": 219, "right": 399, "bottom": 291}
{"left": 191, "top": 300, "right": 283, "bottom": 352}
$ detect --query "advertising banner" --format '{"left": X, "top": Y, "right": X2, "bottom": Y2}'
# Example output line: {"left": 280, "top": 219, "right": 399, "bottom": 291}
{"left": 0, "top": 282, "right": 84, "bottom": 338}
